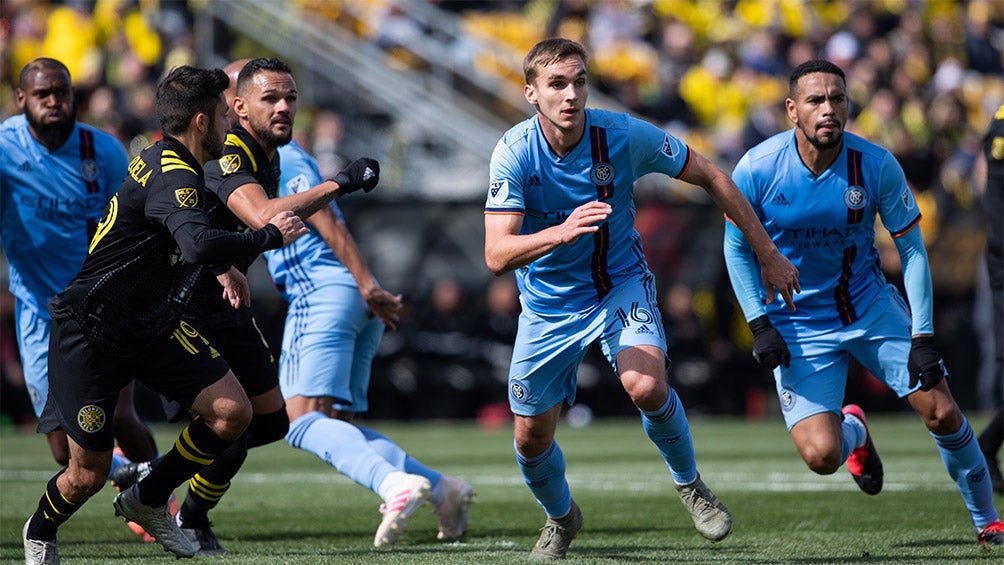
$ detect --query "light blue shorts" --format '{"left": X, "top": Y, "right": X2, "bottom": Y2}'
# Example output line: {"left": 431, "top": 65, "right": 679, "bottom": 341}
{"left": 508, "top": 272, "right": 666, "bottom": 416}
{"left": 773, "top": 286, "right": 921, "bottom": 430}
{"left": 278, "top": 283, "right": 384, "bottom": 412}
{"left": 15, "top": 300, "right": 50, "bottom": 417}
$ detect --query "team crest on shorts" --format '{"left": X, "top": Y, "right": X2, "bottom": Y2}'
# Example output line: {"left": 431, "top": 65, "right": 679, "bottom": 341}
{"left": 590, "top": 163, "right": 615, "bottom": 186}
{"left": 843, "top": 186, "right": 866, "bottom": 210}
{"left": 77, "top": 405, "right": 106, "bottom": 433}
{"left": 79, "top": 158, "right": 99, "bottom": 181}
{"left": 780, "top": 387, "right": 796, "bottom": 412}
{"left": 510, "top": 382, "right": 526, "bottom": 402}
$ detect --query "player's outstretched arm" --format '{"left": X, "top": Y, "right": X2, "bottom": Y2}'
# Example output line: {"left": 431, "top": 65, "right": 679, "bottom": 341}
{"left": 680, "top": 150, "right": 799, "bottom": 311}
{"left": 484, "top": 201, "right": 611, "bottom": 275}
{"left": 307, "top": 206, "right": 402, "bottom": 329}
{"left": 224, "top": 158, "right": 380, "bottom": 229}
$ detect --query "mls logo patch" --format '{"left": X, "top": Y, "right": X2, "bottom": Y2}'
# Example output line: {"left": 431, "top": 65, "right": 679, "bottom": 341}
{"left": 220, "top": 153, "right": 242, "bottom": 175}
{"left": 79, "top": 158, "right": 99, "bottom": 181}
{"left": 590, "top": 163, "right": 615, "bottom": 185}
{"left": 175, "top": 187, "right": 199, "bottom": 208}
{"left": 77, "top": 405, "right": 106, "bottom": 433}
{"left": 843, "top": 186, "right": 866, "bottom": 210}
{"left": 661, "top": 135, "right": 674, "bottom": 157}
{"left": 489, "top": 180, "right": 507, "bottom": 201}
{"left": 286, "top": 174, "right": 310, "bottom": 194}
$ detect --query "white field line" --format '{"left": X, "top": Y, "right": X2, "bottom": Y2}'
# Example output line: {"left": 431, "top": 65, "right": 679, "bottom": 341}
{"left": 0, "top": 469, "right": 957, "bottom": 492}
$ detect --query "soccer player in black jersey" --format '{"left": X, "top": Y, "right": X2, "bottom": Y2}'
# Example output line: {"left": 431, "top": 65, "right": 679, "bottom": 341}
{"left": 22, "top": 65, "right": 308, "bottom": 564}
{"left": 111, "top": 58, "right": 380, "bottom": 555}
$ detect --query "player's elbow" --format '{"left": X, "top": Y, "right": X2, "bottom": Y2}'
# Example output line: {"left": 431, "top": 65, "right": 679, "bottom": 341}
{"left": 485, "top": 253, "right": 511, "bottom": 276}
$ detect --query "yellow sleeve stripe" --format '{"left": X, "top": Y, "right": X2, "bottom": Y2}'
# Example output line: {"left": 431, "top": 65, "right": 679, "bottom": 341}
{"left": 162, "top": 164, "right": 197, "bottom": 174}
{"left": 225, "top": 133, "right": 258, "bottom": 172}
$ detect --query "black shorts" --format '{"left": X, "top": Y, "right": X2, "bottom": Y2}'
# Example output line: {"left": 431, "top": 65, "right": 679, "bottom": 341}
{"left": 44, "top": 315, "right": 230, "bottom": 451}
{"left": 188, "top": 310, "right": 279, "bottom": 399}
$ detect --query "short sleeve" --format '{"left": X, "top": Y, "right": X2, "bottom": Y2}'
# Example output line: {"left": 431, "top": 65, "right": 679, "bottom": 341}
{"left": 876, "top": 152, "right": 920, "bottom": 237}
{"left": 485, "top": 138, "right": 525, "bottom": 214}
{"left": 628, "top": 117, "right": 691, "bottom": 179}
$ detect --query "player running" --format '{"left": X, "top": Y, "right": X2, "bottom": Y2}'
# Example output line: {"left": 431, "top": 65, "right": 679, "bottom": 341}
{"left": 724, "top": 59, "right": 1003, "bottom": 546}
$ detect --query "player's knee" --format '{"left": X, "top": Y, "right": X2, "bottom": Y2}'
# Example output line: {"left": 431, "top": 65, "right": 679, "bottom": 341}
{"left": 246, "top": 406, "right": 289, "bottom": 449}
{"left": 64, "top": 464, "right": 107, "bottom": 497}
{"left": 210, "top": 399, "right": 253, "bottom": 441}
{"left": 801, "top": 445, "right": 841, "bottom": 475}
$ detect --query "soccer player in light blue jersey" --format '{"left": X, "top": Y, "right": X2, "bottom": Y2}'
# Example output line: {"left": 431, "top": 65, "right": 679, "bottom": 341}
{"left": 724, "top": 59, "right": 1003, "bottom": 546}
{"left": 266, "top": 139, "right": 476, "bottom": 547}
{"left": 484, "top": 38, "right": 800, "bottom": 560}
{"left": 0, "top": 58, "right": 157, "bottom": 471}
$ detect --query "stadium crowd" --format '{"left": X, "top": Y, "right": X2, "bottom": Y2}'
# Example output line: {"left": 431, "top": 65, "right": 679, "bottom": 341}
{"left": 1, "top": 0, "right": 1002, "bottom": 424}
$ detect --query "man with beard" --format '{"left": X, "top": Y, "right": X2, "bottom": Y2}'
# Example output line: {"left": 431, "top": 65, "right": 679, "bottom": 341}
{"left": 723, "top": 59, "right": 1003, "bottom": 546}
{"left": 22, "top": 65, "right": 308, "bottom": 564}
{"left": 0, "top": 58, "right": 160, "bottom": 475}
{"left": 112, "top": 57, "right": 381, "bottom": 555}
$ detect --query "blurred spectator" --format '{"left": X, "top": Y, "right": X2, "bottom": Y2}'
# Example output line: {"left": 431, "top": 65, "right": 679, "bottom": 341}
{"left": 312, "top": 110, "right": 348, "bottom": 179}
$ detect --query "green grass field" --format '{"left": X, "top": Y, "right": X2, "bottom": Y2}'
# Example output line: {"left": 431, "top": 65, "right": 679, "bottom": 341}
{"left": 1, "top": 415, "right": 1001, "bottom": 564}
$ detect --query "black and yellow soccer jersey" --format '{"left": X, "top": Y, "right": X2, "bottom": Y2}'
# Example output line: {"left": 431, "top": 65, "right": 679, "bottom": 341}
{"left": 985, "top": 103, "right": 1003, "bottom": 288}
{"left": 186, "top": 125, "right": 282, "bottom": 320}
{"left": 48, "top": 136, "right": 282, "bottom": 356}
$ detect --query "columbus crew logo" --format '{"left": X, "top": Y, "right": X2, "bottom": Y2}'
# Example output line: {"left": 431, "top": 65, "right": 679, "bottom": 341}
{"left": 590, "top": 163, "right": 615, "bottom": 186}
{"left": 843, "top": 186, "right": 866, "bottom": 210}
{"left": 220, "top": 154, "right": 242, "bottom": 175}
{"left": 77, "top": 405, "right": 106, "bottom": 433}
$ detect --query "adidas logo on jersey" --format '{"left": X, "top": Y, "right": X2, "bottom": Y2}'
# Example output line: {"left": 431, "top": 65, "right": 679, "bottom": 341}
{"left": 18, "top": 161, "right": 31, "bottom": 171}
{"left": 635, "top": 324, "right": 654, "bottom": 335}
{"left": 527, "top": 174, "right": 541, "bottom": 187}
{"left": 771, "top": 193, "right": 790, "bottom": 205}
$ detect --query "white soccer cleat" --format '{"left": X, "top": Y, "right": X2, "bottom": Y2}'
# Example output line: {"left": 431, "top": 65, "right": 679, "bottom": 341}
{"left": 675, "top": 474, "right": 733, "bottom": 542}
{"left": 23, "top": 519, "right": 59, "bottom": 565}
{"left": 373, "top": 474, "right": 432, "bottom": 547}
{"left": 433, "top": 476, "right": 475, "bottom": 541}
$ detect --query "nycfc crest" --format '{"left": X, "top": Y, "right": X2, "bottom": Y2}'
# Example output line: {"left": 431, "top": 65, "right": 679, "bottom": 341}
{"left": 77, "top": 405, "right": 106, "bottom": 433}
{"left": 843, "top": 185, "right": 866, "bottom": 210}
{"left": 590, "top": 163, "right": 615, "bottom": 186}
{"left": 510, "top": 382, "right": 526, "bottom": 402}
{"left": 780, "top": 387, "right": 796, "bottom": 412}
{"left": 79, "top": 158, "right": 99, "bottom": 181}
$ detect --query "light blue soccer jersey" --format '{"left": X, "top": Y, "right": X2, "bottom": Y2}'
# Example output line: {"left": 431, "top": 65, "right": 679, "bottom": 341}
{"left": 725, "top": 129, "right": 921, "bottom": 333}
{"left": 0, "top": 114, "right": 129, "bottom": 316}
{"left": 485, "top": 109, "right": 691, "bottom": 315}
{"left": 264, "top": 140, "right": 354, "bottom": 296}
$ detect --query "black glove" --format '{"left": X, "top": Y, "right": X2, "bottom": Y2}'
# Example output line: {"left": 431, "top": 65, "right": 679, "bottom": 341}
{"left": 908, "top": 336, "right": 946, "bottom": 391}
{"left": 331, "top": 158, "right": 380, "bottom": 195}
{"left": 749, "top": 315, "right": 790, "bottom": 370}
